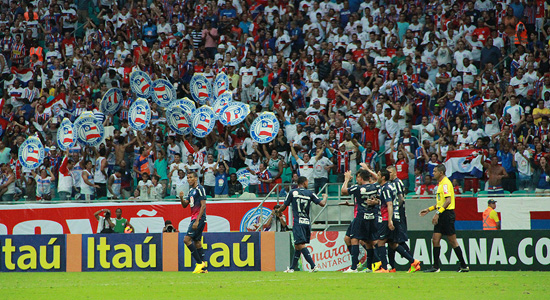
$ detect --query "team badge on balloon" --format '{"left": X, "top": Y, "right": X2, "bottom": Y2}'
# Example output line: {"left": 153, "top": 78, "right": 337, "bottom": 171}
{"left": 250, "top": 112, "right": 279, "bottom": 144}
{"left": 219, "top": 101, "right": 249, "bottom": 126}
{"left": 18, "top": 136, "right": 45, "bottom": 170}
{"left": 167, "top": 104, "right": 191, "bottom": 135}
{"left": 151, "top": 79, "right": 176, "bottom": 108}
{"left": 74, "top": 112, "right": 105, "bottom": 147}
{"left": 214, "top": 72, "right": 229, "bottom": 99}
{"left": 129, "top": 98, "right": 151, "bottom": 131}
{"left": 100, "top": 88, "right": 123, "bottom": 115}
{"left": 173, "top": 98, "right": 196, "bottom": 117}
{"left": 190, "top": 74, "right": 212, "bottom": 105}
{"left": 57, "top": 118, "right": 76, "bottom": 151}
{"left": 212, "top": 91, "right": 232, "bottom": 118}
{"left": 190, "top": 106, "right": 215, "bottom": 138}
{"left": 130, "top": 71, "right": 153, "bottom": 98}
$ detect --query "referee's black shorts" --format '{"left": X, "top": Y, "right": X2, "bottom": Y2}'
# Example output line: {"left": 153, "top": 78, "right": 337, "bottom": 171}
{"left": 434, "top": 210, "right": 456, "bottom": 236}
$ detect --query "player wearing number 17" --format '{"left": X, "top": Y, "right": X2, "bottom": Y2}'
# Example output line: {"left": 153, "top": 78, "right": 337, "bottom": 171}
{"left": 420, "top": 164, "right": 469, "bottom": 272}
{"left": 277, "top": 176, "right": 327, "bottom": 273}
{"left": 179, "top": 172, "right": 208, "bottom": 274}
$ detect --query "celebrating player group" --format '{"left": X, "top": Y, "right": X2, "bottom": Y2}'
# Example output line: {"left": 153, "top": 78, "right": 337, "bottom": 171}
{"left": 179, "top": 163, "right": 468, "bottom": 274}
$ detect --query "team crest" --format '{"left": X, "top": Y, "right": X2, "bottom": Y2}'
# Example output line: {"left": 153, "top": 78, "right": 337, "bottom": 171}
{"left": 100, "top": 88, "right": 123, "bottom": 115}
{"left": 57, "top": 118, "right": 76, "bottom": 151}
{"left": 74, "top": 112, "right": 105, "bottom": 147}
{"left": 293, "top": 191, "right": 299, "bottom": 196}
{"left": 18, "top": 136, "right": 45, "bottom": 170}
{"left": 190, "top": 73, "right": 212, "bottom": 105}
{"left": 129, "top": 98, "right": 151, "bottom": 131}
{"left": 171, "top": 98, "right": 196, "bottom": 117}
{"left": 190, "top": 106, "right": 215, "bottom": 138}
{"left": 214, "top": 72, "right": 230, "bottom": 99}
{"left": 130, "top": 71, "right": 153, "bottom": 98}
{"left": 212, "top": 91, "right": 232, "bottom": 118}
{"left": 151, "top": 79, "right": 176, "bottom": 108}
{"left": 167, "top": 104, "right": 191, "bottom": 135}
{"left": 236, "top": 168, "right": 250, "bottom": 188}
{"left": 250, "top": 112, "right": 280, "bottom": 144}
{"left": 219, "top": 101, "right": 249, "bottom": 126}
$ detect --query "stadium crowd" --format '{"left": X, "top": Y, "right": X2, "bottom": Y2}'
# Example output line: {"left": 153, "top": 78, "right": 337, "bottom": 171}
{"left": 0, "top": 0, "right": 549, "bottom": 201}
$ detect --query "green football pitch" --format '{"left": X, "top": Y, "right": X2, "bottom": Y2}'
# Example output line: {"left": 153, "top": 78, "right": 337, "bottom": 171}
{"left": 1, "top": 271, "right": 548, "bottom": 299}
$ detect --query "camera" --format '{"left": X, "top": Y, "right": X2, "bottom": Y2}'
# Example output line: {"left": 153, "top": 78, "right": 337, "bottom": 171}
{"left": 165, "top": 224, "right": 175, "bottom": 232}
{"left": 105, "top": 211, "right": 111, "bottom": 218}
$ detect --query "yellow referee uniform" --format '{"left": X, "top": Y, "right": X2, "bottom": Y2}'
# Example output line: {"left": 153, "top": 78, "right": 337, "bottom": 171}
{"left": 436, "top": 176, "right": 455, "bottom": 210}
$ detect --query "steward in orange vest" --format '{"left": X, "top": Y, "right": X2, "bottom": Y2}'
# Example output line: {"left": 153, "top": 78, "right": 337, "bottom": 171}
{"left": 514, "top": 22, "right": 527, "bottom": 45}
{"left": 482, "top": 199, "right": 500, "bottom": 230}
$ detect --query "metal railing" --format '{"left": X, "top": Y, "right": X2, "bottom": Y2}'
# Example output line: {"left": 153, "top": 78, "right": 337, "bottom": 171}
{"left": 310, "top": 183, "right": 352, "bottom": 231}
{"left": 243, "top": 183, "right": 284, "bottom": 228}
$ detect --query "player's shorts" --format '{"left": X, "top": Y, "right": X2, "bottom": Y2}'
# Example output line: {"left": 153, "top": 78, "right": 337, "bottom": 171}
{"left": 349, "top": 215, "right": 378, "bottom": 241}
{"left": 293, "top": 224, "right": 311, "bottom": 245}
{"left": 376, "top": 220, "right": 402, "bottom": 243}
{"left": 186, "top": 218, "right": 206, "bottom": 241}
{"left": 434, "top": 210, "right": 456, "bottom": 236}
{"left": 345, "top": 219, "right": 354, "bottom": 237}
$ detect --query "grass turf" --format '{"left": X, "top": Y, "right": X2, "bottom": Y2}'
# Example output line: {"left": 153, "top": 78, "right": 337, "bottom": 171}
{"left": 1, "top": 271, "right": 549, "bottom": 299}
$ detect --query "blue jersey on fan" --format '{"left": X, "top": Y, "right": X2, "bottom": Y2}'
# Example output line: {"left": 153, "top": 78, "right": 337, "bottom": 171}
{"left": 284, "top": 188, "right": 321, "bottom": 225}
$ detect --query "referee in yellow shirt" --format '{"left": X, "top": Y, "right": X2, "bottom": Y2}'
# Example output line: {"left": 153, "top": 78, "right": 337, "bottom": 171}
{"left": 420, "top": 164, "right": 469, "bottom": 272}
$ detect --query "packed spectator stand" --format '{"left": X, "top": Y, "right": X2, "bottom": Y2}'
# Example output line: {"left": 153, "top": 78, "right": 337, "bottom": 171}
{"left": 0, "top": 0, "right": 549, "bottom": 202}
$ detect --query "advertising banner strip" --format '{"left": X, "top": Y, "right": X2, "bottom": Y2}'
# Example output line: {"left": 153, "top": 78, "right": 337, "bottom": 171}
{"left": 81, "top": 233, "right": 163, "bottom": 272}
{"left": 0, "top": 200, "right": 283, "bottom": 235}
{"left": 260, "top": 231, "right": 276, "bottom": 272}
{"left": 0, "top": 235, "right": 66, "bottom": 272}
{"left": 178, "top": 232, "right": 261, "bottom": 272}
{"left": 162, "top": 233, "right": 179, "bottom": 272}
{"left": 66, "top": 234, "right": 81, "bottom": 272}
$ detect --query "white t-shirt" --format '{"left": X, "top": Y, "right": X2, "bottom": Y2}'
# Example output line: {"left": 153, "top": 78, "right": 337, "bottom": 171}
{"left": 313, "top": 156, "right": 333, "bottom": 179}
{"left": 468, "top": 128, "right": 486, "bottom": 143}
{"left": 239, "top": 66, "right": 257, "bottom": 86}
{"left": 515, "top": 150, "right": 532, "bottom": 176}
{"left": 138, "top": 179, "right": 153, "bottom": 199}
{"left": 296, "top": 158, "right": 315, "bottom": 183}
{"left": 412, "top": 123, "right": 435, "bottom": 143}
{"left": 509, "top": 76, "right": 529, "bottom": 97}
{"left": 202, "top": 162, "right": 217, "bottom": 186}
{"left": 169, "top": 162, "right": 185, "bottom": 183}
{"left": 504, "top": 104, "right": 524, "bottom": 125}
{"left": 245, "top": 158, "right": 260, "bottom": 185}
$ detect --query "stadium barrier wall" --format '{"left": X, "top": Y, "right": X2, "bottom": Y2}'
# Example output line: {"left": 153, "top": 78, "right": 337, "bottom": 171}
{"left": 1, "top": 197, "right": 549, "bottom": 235}
{"left": 302, "top": 230, "right": 550, "bottom": 271}
{"left": 1, "top": 231, "right": 548, "bottom": 272}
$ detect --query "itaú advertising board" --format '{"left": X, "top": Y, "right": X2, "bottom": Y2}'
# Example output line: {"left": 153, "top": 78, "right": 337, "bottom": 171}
{"left": 0, "top": 201, "right": 283, "bottom": 235}
{"left": 0, "top": 232, "right": 267, "bottom": 272}
{"left": 303, "top": 231, "right": 550, "bottom": 271}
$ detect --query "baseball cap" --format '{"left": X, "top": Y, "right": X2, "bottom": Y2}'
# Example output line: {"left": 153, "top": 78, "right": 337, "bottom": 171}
{"left": 339, "top": 142, "right": 346, "bottom": 148}
{"left": 488, "top": 199, "right": 497, "bottom": 204}
{"left": 471, "top": 120, "right": 478, "bottom": 124}
{"left": 50, "top": 146, "right": 56, "bottom": 151}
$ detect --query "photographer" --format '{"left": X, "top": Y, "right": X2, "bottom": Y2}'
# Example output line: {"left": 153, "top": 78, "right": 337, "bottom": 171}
{"left": 163, "top": 220, "right": 178, "bottom": 233}
{"left": 94, "top": 208, "right": 115, "bottom": 233}
{"left": 264, "top": 205, "right": 288, "bottom": 232}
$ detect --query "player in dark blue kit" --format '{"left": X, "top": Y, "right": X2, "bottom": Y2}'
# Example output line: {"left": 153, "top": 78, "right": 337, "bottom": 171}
{"left": 374, "top": 169, "right": 421, "bottom": 273}
{"left": 277, "top": 176, "right": 327, "bottom": 272}
{"left": 179, "top": 172, "right": 208, "bottom": 274}
{"left": 386, "top": 165, "right": 414, "bottom": 272}
{"left": 341, "top": 169, "right": 380, "bottom": 273}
